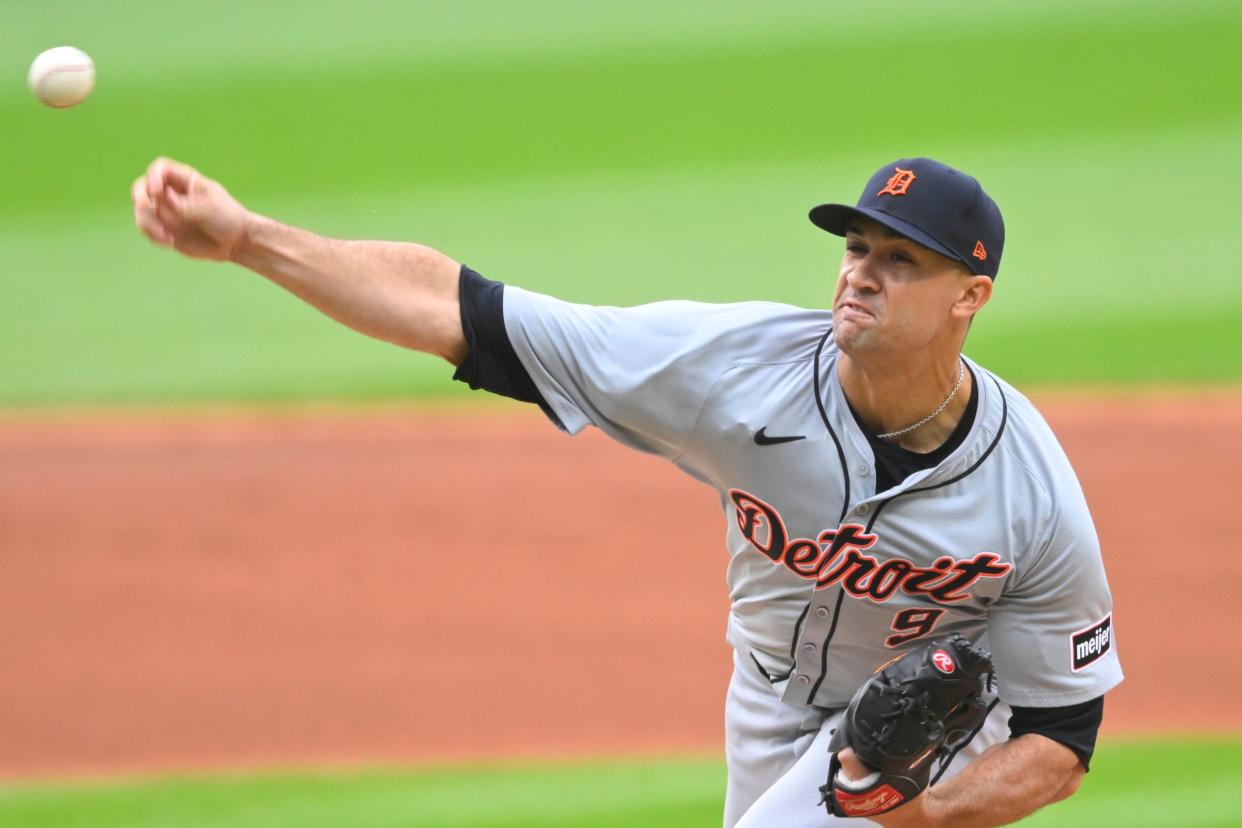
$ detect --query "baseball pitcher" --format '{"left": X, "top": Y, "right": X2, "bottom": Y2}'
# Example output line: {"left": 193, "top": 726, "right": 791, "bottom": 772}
{"left": 132, "top": 156, "right": 1122, "bottom": 827}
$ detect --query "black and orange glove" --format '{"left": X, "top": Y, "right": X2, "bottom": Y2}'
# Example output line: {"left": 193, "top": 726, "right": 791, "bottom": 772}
{"left": 819, "top": 633, "right": 994, "bottom": 819}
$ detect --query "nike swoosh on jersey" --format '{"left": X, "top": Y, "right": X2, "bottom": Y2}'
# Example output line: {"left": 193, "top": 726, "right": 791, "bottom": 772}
{"left": 754, "top": 427, "right": 806, "bottom": 446}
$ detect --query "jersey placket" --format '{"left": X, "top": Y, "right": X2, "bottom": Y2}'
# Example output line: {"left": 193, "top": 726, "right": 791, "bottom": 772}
{"left": 780, "top": 413, "right": 883, "bottom": 706}
{"left": 780, "top": 352, "right": 971, "bottom": 707}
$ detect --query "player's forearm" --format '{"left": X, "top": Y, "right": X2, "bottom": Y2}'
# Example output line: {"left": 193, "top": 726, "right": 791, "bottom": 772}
{"left": 231, "top": 213, "right": 468, "bottom": 364}
{"left": 893, "top": 734, "right": 1082, "bottom": 828}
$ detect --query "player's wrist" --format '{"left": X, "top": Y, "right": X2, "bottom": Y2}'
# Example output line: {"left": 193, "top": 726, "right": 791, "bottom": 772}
{"left": 227, "top": 210, "right": 260, "bottom": 265}
{"left": 872, "top": 791, "right": 938, "bottom": 828}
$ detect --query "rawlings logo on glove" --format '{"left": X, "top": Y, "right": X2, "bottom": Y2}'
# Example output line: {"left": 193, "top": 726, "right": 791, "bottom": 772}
{"left": 819, "top": 634, "right": 994, "bottom": 818}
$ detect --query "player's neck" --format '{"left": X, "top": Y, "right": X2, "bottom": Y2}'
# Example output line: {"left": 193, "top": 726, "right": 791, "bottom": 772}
{"left": 837, "top": 350, "right": 972, "bottom": 453}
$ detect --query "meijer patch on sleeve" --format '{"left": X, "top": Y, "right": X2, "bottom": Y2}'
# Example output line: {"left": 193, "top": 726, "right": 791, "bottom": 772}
{"left": 1071, "top": 614, "right": 1113, "bottom": 672}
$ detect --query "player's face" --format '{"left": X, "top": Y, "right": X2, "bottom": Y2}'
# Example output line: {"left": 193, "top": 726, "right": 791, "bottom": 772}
{"left": 832, "top": 218, "right": 982, "bottom": 356}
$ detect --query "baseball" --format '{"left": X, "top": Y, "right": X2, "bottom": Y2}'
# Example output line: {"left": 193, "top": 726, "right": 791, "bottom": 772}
{"left": 28, "top": 46, "right": 95, "bottom": 108}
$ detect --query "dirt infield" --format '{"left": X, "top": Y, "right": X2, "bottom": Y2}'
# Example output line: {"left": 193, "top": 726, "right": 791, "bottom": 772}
{"left": 2, "top": 394, "right": 1239, "bottom": 778}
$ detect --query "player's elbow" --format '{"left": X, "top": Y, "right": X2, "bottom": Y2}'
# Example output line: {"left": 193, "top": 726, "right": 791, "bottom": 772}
{"left": 1050, "top": 764, "right": 1085, "bottom": 804}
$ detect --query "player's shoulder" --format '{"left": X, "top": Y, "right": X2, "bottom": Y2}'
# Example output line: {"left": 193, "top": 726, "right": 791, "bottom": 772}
{"left": 666, "top": 299, "right": 832, "bottom": 360}
{"left": 620, "top": 298, "right": 836, "bottom": 374}
{"left": 975, "top": 363, "right": 1087, "bottom": 510}
{"left": 983, "top": 369, "right": 1055, "bottom": 439}
{"left": 509, "top": 287, "right": 824, "bottom": 326}
{"left": 505, "top": 287, "right": 832, "bottom": 364}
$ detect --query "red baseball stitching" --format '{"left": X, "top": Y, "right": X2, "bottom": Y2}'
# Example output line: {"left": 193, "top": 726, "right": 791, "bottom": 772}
{"left": 35, "top": 62, "right": 94, "bottom": 108}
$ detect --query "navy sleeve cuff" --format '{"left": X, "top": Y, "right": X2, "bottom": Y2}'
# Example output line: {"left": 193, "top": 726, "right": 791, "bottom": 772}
{"left": 1008, "top": 695, "right": 1104, "bottom": 771}
{"left": 451, "top": 265, "right": 560, "bottom": 426}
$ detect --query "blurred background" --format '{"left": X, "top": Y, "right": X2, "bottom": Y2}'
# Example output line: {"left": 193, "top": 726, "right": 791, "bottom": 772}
{"left": 3, "top": 0, "right": 1240, "bottom": 405}
{"left": 2, "top": 1, "right": 1240, "bottom": 826}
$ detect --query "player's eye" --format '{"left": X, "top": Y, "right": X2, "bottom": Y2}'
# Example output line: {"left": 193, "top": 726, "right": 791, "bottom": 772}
{"left": 890, "top": 251, "right": 914, "bottom": 264}
{"left": 846, "top": 243, "right": 867, "bottom": 255}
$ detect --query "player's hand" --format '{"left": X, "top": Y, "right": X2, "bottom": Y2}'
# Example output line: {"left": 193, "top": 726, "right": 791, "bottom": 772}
{"left": 835, "top": 748, "right": 933, "bottom": 827}
{"left": 835, "top": 747, "right": 872, "bottom": 782}
{"left": 132, "top": 157, "right": 249, "bottom": 262}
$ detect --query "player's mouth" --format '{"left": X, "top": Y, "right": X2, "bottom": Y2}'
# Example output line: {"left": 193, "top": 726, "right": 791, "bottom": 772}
{"left": 836, "top": 299, "right": 875, "bottom": 319}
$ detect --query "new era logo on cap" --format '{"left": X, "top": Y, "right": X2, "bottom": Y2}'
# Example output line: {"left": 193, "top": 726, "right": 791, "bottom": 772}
{"left": 808, "top": 158, "right": 1006, "bottom": 280}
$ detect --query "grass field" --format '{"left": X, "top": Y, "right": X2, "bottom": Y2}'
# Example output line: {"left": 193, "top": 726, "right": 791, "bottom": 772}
{"left": 1, "top": 740, "right": 1240, "bottom": 828}
{"left": 2, "top": 0, "right": 1240, "bottom": 405}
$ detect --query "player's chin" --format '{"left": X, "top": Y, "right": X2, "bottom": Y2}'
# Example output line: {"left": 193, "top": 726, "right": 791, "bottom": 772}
{"left": 832, "top": 312, "right": 878, "bottom": 351}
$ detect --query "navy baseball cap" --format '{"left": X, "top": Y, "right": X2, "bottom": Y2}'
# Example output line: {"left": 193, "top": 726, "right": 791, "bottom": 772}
{"left": 809, "top": 158, "right": 1005, "bottom": 279}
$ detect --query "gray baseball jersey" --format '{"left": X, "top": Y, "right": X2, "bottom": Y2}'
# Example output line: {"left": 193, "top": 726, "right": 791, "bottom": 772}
{"left": 502, "top": 287, "right": 1123, "bottom": 710}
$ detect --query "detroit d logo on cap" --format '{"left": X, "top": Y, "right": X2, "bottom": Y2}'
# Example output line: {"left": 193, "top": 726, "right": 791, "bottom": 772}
{"left": 877, "top": 167, "right": 917, "bottom": 196}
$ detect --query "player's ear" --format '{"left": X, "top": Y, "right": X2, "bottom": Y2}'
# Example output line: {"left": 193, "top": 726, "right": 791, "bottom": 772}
{"left": 952, "top": 273, "right": 993, "bottom": 318}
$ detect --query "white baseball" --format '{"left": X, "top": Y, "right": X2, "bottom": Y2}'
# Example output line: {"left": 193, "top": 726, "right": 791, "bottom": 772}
{"left": 28, "top": 46, "right": 95, "bottom": 109}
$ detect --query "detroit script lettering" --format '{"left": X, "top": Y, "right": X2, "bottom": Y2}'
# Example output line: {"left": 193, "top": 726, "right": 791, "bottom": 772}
{"left": 729, "top": 489, "right": 1010, "bottom": 602}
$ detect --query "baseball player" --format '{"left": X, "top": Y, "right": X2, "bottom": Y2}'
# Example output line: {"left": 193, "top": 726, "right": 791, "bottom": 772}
{"left": 132, "top": 156, "right": 1122, "bottom": 827}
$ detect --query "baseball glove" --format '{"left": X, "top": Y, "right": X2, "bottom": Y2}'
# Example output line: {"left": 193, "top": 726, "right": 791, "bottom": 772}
{"left": 819, "top": 633, "right": 994, "bottom": 819}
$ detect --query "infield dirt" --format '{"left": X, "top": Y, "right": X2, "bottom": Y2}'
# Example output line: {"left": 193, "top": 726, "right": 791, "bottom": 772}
{"left": 2, "top": 395, "right": 1238, "bottom": 777}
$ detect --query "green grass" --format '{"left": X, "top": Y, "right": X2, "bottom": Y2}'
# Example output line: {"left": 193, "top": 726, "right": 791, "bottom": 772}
{"left": 0, "top": 757, "right": 726, "bottom": 828}
{"left": 2, "top": 1, "right": 1240, "bottom": 405}
{"left": 1, "top": 739, "right": 1239, "bottom": 827}
{"left": 1022, "top": 738, "right": 1242, "bottom": 828}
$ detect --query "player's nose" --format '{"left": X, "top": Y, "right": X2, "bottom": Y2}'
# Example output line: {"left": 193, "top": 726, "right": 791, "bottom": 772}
{"left": 844, "top": 256, "right": 883, "bottom": 292}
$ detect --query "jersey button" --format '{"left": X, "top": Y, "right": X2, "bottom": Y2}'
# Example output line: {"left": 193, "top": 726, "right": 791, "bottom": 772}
{"left": 797, "top": 675, "right": 810, "bottom": 685}
{"left": 855, "top": 504, "right": 870, "bottom": 516}
{"left": 859, "top": 465, "right": 871, "bottom": 477}
{"left": 802, "top": 643, "right": 816, "bottom": 653}
{"left": 815, "top": 607, "right": 830, "bottom": 619}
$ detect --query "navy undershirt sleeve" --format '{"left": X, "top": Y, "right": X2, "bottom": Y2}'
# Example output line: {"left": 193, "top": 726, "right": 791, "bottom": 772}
{"left": 450, "top": 265, "right": 560, "bottom": 425}
{"left": 1009, "top": 695, "right": 1104, "bottom": 770}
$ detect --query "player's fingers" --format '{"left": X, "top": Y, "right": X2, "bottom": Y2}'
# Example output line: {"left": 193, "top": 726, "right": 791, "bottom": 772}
{"left": 153, "top": 186, "right": 185, "bottom": 222}
{"left": 154, "top": 198, "right": 180, "bottom": 229}
{"left": 131, "top": 176, "right": 147, "bottom": 208}
{"left": 132, "top": 177, "right": 165, "bottom": 239}
{"left": 163, "top": 186, "right": 189, "bottom": 215}
{"left": 145, "top": 158, "right": 169, "bottom": 201}
{"left": 135, "top": 208, "right": 172, "bottom": 245}
{"left": 835, "top": 748, "right": 876, "bottom": 784}
{"left": 145, "top": 157, "right": 189, "bottom": 201}
{"left": 149, "top": 156, "right": 196, "bottom": 195}
{"left": 143, "top": 167, "right": 194, "bottom": 228}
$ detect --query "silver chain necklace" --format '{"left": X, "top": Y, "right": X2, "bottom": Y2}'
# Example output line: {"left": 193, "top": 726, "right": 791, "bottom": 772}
{"left": 875, "top": 358, "right": 965, "bottom": 441}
